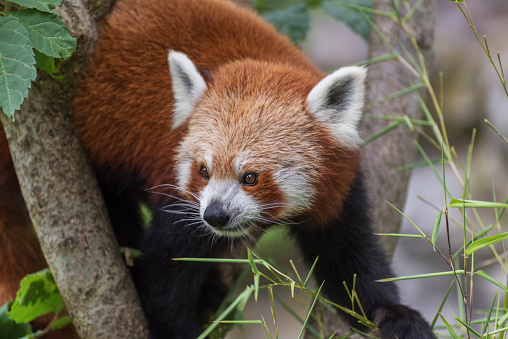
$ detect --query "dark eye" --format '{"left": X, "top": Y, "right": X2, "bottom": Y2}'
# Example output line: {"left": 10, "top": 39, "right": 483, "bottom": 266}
{"left": 200, "top": 165, "right": 209, "bottom": 179}
{"left": 242, "top": 173, "right": 258, "bottom": 186}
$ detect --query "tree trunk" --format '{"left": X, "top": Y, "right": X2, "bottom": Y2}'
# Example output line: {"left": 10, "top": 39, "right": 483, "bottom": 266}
{"left": 0, "top": 0, "right": 148, "bottom": 337}
{"left": 361, "top": 0, "right": 436, "bottom": 257}
{"left": 305, "top": 0, "right": 436, "bottom": 337}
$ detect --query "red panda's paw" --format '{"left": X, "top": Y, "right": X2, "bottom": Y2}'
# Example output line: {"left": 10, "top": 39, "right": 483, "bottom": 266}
{"left": 374, "top": 304, "right": 436, "bottom": 339}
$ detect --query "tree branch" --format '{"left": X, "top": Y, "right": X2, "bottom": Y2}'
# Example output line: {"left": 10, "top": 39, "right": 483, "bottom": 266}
{"left": 361, "top": 0, "right": 436, "bottom": 257}
{"left": 0, "top": 0, "right": 148, "bottom": 337}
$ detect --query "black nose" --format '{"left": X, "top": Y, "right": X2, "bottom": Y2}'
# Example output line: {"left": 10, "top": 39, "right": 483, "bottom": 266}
{"left": 203, "top": 203, "right": 230, "bottom": 228}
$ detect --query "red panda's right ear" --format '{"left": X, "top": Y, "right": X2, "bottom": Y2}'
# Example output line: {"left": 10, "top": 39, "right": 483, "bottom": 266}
{"left": 168, "top": 51, "right": 208, "bottom": 129}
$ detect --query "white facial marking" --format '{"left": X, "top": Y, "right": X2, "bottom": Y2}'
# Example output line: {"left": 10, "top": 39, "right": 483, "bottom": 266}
{"left": 273, "top": 167, "right": 313, "bottom": 216}
{"left": 306, "top": 66, "right": 366, "bottom": 149}
{"left": 200, "top": 178, "right": 259, "bottom": 238}
{"left": 203, "top": 151, "right": 213, "bottom": 172}
{"left": 234, "top": 153, "right": 251, "bottom": 176}
{"left": 176, "top": 156, "right": 192, "bottom": 192}
{"left": 168, "top": 51, "right": 208, "bottom": 130}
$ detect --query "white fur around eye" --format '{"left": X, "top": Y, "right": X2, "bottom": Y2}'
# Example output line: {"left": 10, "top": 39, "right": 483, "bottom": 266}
{"left": 306, "top": 66, "right": 367, "bottom": 149}
{"left": 168, "top": 51, "right": 208, "bottom": 130}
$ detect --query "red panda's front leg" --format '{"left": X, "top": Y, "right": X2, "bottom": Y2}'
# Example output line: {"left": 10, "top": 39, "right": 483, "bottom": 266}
{"left": 132, "top": 207, "right": 229, "bottom": 339}
{"left": 290, "top": 174, "right": 436, "bottom": 339}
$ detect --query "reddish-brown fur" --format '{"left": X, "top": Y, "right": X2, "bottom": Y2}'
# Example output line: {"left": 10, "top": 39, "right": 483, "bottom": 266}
{"left": 181, "top": 60, "right": 359, "bottom": 224}
{"left": 0, "top": 0, "right": 359, "bottom": 336}
{"left": 73, "top": 0, "right": 357, "bottom": 218}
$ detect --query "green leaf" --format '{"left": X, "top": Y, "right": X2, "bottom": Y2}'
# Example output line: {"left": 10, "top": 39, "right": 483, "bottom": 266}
{"left": 263, "top": 4, "right": 310, "bottom": 43}
{"left": 440, "top": 314, "right": 460, "bottom": 339}
{"left": 198, "top": 286, "right": 253, "bottom": 339}
{"left": 466, "top": 232, "right": 508, "bottom": 255}
{"left": 7, "top": 0, "right": 62, "bottom": 13}
{"left": 431, "top": 210, "right": 443, "bottom": 248}
{"left": 303, "top": 256, "right": 318, "bottom": 287}
{"left": 454, "top": 317, "right": 482, "bottom": 338}
{"left": 476, "top": 270, "right": 508, "bottom": 293}
{"left": 7, "top": 9, "right": 76, "bottom": 59}
{"left": 378, "top": 270, "right": 465, "bottom": 282}
{"left": 0, "top": 302, "right": 32, "bottom": 339}
{"left": 0, "top": 16, "right": 36, "bottom": 118}
{"left": 51, "top": 316, "right": 72, "bottom": 330}
{"left": 8, "top": 269, "right": 64, "bottom": 323}
{"left": 449, "top": 198, "right": 508, "bottom": 209}
{"left": 298, "top": 282, "right": 324, "bottom": 339}
{"left": 34, "top": 49, "right": 64, "bottom": 79}
{"left": 322, "top": 0, "right": 374, "bottom": 41}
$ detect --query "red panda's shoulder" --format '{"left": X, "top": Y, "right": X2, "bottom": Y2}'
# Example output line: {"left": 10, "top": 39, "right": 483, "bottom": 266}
{"left": 74, "top": 0, "right": 321, "bottom": 181}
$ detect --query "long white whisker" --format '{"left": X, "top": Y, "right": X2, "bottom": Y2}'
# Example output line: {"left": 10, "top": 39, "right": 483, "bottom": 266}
{"left": 146, "top": 184, "right": 201, "bottom": 201}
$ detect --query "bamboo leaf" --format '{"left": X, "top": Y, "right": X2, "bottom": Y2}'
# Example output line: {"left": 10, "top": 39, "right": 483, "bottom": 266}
{"left": 466, "top": 232, "right": 508, "bottom": 255}
{"left": 198, "top": 286, "right": 253, "bottom": 339}
{"left": 476, "top": 270, "right": 508, "bottom": 293}
{"left": 378, "top": 270, "right": 465, "bottom": 282}
{"left": 441, "top": 315, "right": 461, "bottom": 339}
{"left": 303, "top": 256, "right": 318, "bottom": 287}
{"left": 248, "top": 250, "right": 259, "bottom": 275}
{"left": 375, "top": 233, "right": 424, "bottom": 238}
{"left": 432, "top": 210, "right": 443, "bottom": 248}
{"left": 173, "top": 258, "right": 262, "bottom": 264}
{"left": 449, "top": 199, "right": 508, "bottom": 209}
{"left": 298, "top": 283, "right": 324, "bottom": 339}
{"left": 455, "top": 317, "right": 481, "bottom": 338}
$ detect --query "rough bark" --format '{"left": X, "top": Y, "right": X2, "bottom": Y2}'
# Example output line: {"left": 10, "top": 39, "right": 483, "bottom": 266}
{"left": 361, "top": 0, "right": 436, "bottom": 257}
{"left": 305, "top": 0, "right": 436, "bottom": 337}
{"left": 0, "top": 0, "right": 148, "bottom": 338}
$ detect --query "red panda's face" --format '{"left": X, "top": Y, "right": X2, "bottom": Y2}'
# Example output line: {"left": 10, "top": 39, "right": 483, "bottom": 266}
{"left": 169, "top": 52, "right": 365, "bottom": 237}
{"left": 175, "top": 94, "right": 323, "bottom": 237}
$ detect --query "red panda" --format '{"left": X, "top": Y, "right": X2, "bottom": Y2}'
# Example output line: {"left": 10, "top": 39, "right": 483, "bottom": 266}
{"left": 0, "top": 0, "right": 435, "bottom": 338}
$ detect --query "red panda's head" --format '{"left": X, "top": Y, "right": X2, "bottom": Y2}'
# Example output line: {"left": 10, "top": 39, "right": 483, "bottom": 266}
{"left": 169, "top": 51, "right": 365, "bottom": 237}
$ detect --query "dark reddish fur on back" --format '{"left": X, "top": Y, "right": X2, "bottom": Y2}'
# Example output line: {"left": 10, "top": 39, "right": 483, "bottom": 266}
{"left": 74, "top": 0, "right": 326, "bottom": 204}
{"left": 0, "top": 0, "right": 435, "bottom": 337}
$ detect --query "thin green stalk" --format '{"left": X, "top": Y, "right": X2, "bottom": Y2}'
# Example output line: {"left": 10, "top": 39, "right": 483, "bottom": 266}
{"left": 352, "top": 53, "right": 397, "bottom": 67}
{"left": 298, "top": 283, "right": 324, "bottom": 339}
{"left": 456, "top": 2, "right": 508, "bottom": 98}
{"left": 328, "top": 0, "right": 395, "bottom": 18}
{"left": 402, "top": 0, "right": 424, "bottom": 24}
{"left": 364, "top": 82, "right": 426, "bottom": 110}
{"left": 485, "top": 119, "right": 508, "bottom": 145}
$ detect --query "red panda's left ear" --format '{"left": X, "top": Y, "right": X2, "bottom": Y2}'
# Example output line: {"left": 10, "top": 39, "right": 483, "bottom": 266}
{"left": 306, "top": 66, "right": 366, "bottom": 149}
{"left": 168, "top": 51, "right": 208, "bottom": 129}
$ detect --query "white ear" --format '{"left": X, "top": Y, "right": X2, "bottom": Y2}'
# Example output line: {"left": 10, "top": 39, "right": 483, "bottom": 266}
{"left": 168, "top": 51, "right": 208, "bottom": 129}
{"left": 306, "top": 66, "right": 366, "bottom": 149}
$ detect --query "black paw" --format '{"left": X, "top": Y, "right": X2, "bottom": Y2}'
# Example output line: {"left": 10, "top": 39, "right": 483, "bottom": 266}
{"left": 374, "top": 304, "right": 436, "bottom": 339}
